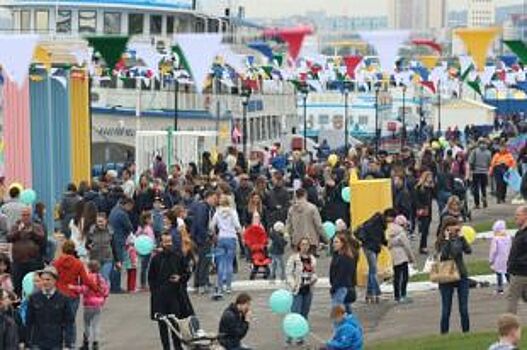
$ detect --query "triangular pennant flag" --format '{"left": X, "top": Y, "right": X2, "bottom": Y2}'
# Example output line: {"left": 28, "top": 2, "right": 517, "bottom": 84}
{"left": 412, "top": 66, "right": 430, "bottom": 81}
{"left": 130, "top": 43, "right": 161, "bottom": 72}
{"left": 412, "top": 39, "right": 442, "bottom": 53}
{"left": 273, "top": 54, "right": 284, "bottom": 67}
{"left": 33, "top": 45, "right": 52, "bottom": 71}
{"left": 460, "top": 63, "right": 475, "bottom": 82}
{"left": 261, "top": 65, "right": 273, "bottom": 78}
{"left": 86, "top": 36, "right": 129, "bottom": 71}
{"left": 265, "top": 26, "right": 313, "bottom": 61}
{"left": 503, "top": 40, "right": 527, "bottom": 65}
{"left": 501, "top": 54, "right": 518, "bottom": 67}
{"left": 467, "top": 77, "right": 482, "bottom": 96}
{"left": 480, "top": 66, "right": 496, "bottom": 86}
{"left": 175, "top": 33, "right": 222, "bottom": 94}
{"left": 172, "top": 45, "right": 192, "bottom": 76}
{"left": 359, "top": 30, "right": 410, "bottom": 74}
{"left": 0, "top": 34, "right": 39, "bottom": 87}
{"left": 421, "top": 81, "right": 436, "bottom": 94}
{"left": 220, "top": 45, "right": 246, "bottom": 74}
{"left": 248, "top": 41, "right": 274, "bottom": 61}
{"left": 343, "top": 55, "right": 362, "bottom": 79}
{"left": 420, "top": 55, "right": 440, "bottom": 70}
{"left": 454, "top": 27, "right": 501, "bottom": 71}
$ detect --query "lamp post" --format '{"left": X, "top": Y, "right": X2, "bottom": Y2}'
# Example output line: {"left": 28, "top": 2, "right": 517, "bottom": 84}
{"left": 401, "top": 85, "right": 406, "bottom": 149}
{"left": 438, "top": 80, "right": 442, "bottom": 136}
{"left": 343, "top": 81, "right": 351, "bottom": 155}
{"left": 300, "top": 83, "right": 309, "bottom": 152}
{"left": 374, "top": 86, "right": 380, "bottom": 153}
{"left": 241, "top": 87, "right": 251, "bottom": 172}
{"left": 174, "top": 79, "right": 179, "bottom": 131}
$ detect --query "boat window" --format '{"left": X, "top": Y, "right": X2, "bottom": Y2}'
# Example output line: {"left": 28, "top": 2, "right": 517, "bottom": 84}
{"left": 35, "top": 10, "right": 49, "bottom": 32}
{"left": 20, "top": 10, "right": 30, "bottom": 32}
{"left": 128, "top": 13, "right": 144, "bottom": 35}
{"left": 104, "top": 12, "right": 121, "bottom": 34}
{"left": 358, "top": 115, "right": 368, "bottom": 125}
{"left": 56, "top": 10, "right": 71, "bottom": 33}
{"left": 166, "top": 15, "right": 174, "bottom": 34}
{"left": 150, "top": 15, "right": 162, "bottom": 35}
{"left": 318, "top": 114, "right": 329, "bottom": 125}
{"left": 79, "top": 10, "right": 96, "bottom": 33}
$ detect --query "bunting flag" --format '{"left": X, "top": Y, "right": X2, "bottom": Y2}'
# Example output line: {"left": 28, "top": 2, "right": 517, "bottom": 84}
{"left": 503, "top": 40, "right": 527, "bottom": 65}
{"left": 459, "top": 55, "right": 475, "bottom": 81}
{"left": 33, "top": 46, "right": 52, "bottom": 71}
{"left": 130, "top": 43, "right": 162, "bottom": 72}
{"left": 421, "top": 81, "right": 436, "bottom": 94}
{"left": 454, "top": 27, "right": 500, "bottom": 71}
{"left": 172, "top": 45, "right": 192, "bottom": 76}
{"left": 467, "top": 77, "right": 482, "bottom": 96}
{"left": 273, "top": 54, "right": 284, "bottom": 67}
{"left": 265, "top": 26, "right": 313, "bottom": 61}
{"left": 516, "top": 81, "right": 527, "bottom": 94}
{"left": 343, "top": 55, "right": 362, "bottom": 79}
{"left": 248, "top": 41, "right": 274, "bottom": 61}
{"left": 412, "top": 66, "right": 430, "bottom": 81}
{"left": 480, "top": 66, "right": 496, "bottom": 86}
{"left": 0, "top": 34, "right": 39, "bottom": 87}
{"left": 175, "top": 33, "right": 223, "bottom": 93}
{"left": 412, "top": 39, "right": 442, "bottom": 53}
{"left": 220, "top": 45, "right": 246, "bottom": 74}
{"left": 420, "top": 55, "right": 440, "bottom": 70}
{"left": 86, "top": 36, "right": 129, "bottom": 71}
{"left": 359, "top": 30, "right": 410, "bottom": 73}
{"left": 501, "top": 54, "right": 518, "bottom": 68}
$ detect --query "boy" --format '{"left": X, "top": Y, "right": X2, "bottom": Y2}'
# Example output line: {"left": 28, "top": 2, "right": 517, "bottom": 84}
{"left": 269, "top": 221, "right": 287, "bottom": 282}
{"left": 321, "top": 305, "right": 363, "bottom": 350}
{"left": 489, "top": 313, "right": 521, "bottom": 350}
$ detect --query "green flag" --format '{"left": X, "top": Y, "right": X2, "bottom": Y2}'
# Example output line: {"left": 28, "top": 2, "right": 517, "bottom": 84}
{"left": 460, "top": 64, "right": 474, "bottom": 81}
{"left": 503, "top": 40, "right": 527, "bottom": 65}
{"left": 172, "top": 45, "right": 192, "bottom": 76}
{"left": 86, "top": 36, "right": 129, "bottom": 70}
{"left": 467, "top": 77, "right": 482, "bottom": 96}
{"left": 261, "top": 65, "right": 273, "bottom": 78}
{"left": 273, "top": 54, "right": 284, "bottom": 67}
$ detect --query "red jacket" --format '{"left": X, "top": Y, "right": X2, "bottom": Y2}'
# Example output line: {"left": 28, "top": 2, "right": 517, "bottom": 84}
{"left": 53, "top": 254, "right": 99, "bottom": 298}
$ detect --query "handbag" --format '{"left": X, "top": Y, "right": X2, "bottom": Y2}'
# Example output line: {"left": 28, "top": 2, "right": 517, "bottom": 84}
{"left": 429, "top": 258, "right": 460, "bottom": 284}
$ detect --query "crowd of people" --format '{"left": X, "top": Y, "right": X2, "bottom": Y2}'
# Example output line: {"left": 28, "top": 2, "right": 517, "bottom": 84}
{"left": 0, "top": 125, "right": 525, "bottom": 348}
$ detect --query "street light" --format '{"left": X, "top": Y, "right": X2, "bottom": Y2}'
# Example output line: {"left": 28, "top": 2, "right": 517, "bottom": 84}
{"left": 401, "top": 85, "right": 407, "bottom": 149}
{"left": 374, "top": 84, "right": 380, "bottom": 153}
{"left": 241, "top": 86, "right": 251, "bottom": 172}
{"left": 299, "top": 82, "right": 309, "bottom": 152}
{"left": 437, "top": 80, "right": 442, "bottom": 136}
{"left": 343, "top": 80, "right": 352, "bottom": 155}
{"left": 174, "top": 78, "right": 179, "bottom": 131}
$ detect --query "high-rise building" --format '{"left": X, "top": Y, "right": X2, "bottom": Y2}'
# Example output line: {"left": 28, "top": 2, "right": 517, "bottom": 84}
{"left": 467, "top": 0, "right": 495, "bottom": 27}
{"left": 388, "top": 0, "right": 446, "bottom": 30}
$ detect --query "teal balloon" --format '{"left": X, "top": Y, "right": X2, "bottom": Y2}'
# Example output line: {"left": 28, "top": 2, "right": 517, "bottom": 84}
{"left": 134, "top": 235, "right": 155, "bottom": 255}
{"left": 20, "top": 189, "right": 37, "bottom": 205}
{"left": 341, "top": 187, "right": 351, "bottom": 203}
{"left": 283, "top": 313, "right": 310, "bottom": 339}
{"left": 22, "top": 272, "right": 35, "bottom": 296}
{"left": 269, "top": 289, "right": 293, "bottom": 314}
{"left": 323, "top": 221, "right": 337, "bottom": 239}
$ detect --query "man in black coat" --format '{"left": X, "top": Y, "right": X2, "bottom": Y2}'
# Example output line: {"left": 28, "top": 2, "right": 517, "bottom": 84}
{"left": 392, "top": 175, "right": 412, "bottom": 220}
{"left": 149, "top": 232, "right": 194, "bottom": 350}
{"left": 0, "top": 289, "right": 18, "bottom": 350}
{"left": 218, "top": 293, "right": 252, "bottom": 350}
{"left": 26, "top": 266, "right": 73, "bottom": 350}
{"left": 263, "top": 173, "right": 290, "bottom": 231}
{"left": 507, "top": 206, "right": 527, "bottom": 314}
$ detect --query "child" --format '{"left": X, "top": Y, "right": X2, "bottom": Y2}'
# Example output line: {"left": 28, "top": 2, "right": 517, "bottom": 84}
{"left": 489, "top": 220, "right": 512, "bottom": 295}
{"left": 124, "top": 233, "right": 138, "bottom": 293}
{"left": 137, "top": 211, "right": 155, "bottom": 291}
{"left": 387, "top": 215, "right": 415, "bottom": 304}
{"left": 0, "top": 253, "right": 13, "bottom": 293}
{"left": 269, "top": 221, "right": 287, "bottom": 282}
{"left": 74, "top": 260, "right": 110, "bottom": 350}
{"left": 488, "top": 313, "right": 521, "bottom": 350}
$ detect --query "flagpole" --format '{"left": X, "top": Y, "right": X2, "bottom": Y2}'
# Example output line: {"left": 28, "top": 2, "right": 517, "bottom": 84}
{"left": 438, "top": 80, "right": 442, "bottom": 136}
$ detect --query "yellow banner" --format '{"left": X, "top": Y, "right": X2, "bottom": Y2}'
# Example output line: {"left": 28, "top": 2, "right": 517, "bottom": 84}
{"left": 454, "top": 27, "right": 501, "bottom": 71}
{"left": 420, "top": 55, "right": 440, "bottom": 70}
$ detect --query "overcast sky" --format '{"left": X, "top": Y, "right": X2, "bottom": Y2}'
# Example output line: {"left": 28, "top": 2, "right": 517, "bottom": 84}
{"left": 202, "top": 0, "right": 524, "bottom": 18}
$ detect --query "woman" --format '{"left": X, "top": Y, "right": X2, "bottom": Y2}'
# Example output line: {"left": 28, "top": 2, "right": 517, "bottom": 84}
{"left": 330, "top": 234, "right": 358, "bottom": 314}
{"left": 135, "top": 174, "right": 155, "bottom": 216}
{"left": 414, "top": 171, "right": 435, "bottom": 255}
{"left": 436, "top": 216, "right": 472, "bottom": 334}
{"left": 209, "top": 195, "right": 241, "bottom": 294}
{"left": 286, "top": 238, "right": 317, "bottom": 345}
{"left": 69, "top": 200, "right": 89, "bottom": 263}
{"left": 437, "top": 196, "right": 463, "bottom": 235}
{"left": 490, "top": 141, "right": 516, "bottom": 204}
{"left": 243, "top": 192, "right": 265, "bottom": 228}
{"left": 451, "top": 152, "right": 470, "bottom": 181}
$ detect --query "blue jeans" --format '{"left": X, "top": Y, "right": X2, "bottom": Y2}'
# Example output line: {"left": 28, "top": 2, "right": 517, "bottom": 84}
{"left": 217, "top": 238, "right": 237, "bottom": 289}
{"left": 270, "top": 254, "right": 285, "bottom": 280}
{"left": 439, "top": 278, "right": 470, "bottom": 334}
{"left": 110, "top": 263, "right": 123, "bottom": 293}
{"left": 331, "top": 287, "right": 352, "bottom": 314}
{"left": 100, "top": 261, "right": 113, "bottom": 283}
{"left": 65, "top": 297, "right": 80, "bottom": 347}
{"left": 437, "top": 191, "right": 451, "bottom": 215}
{"left": 292, "top": 291, "right": 313, "bottom": 320}
{"left": 140, "top": 254, "right": 151, "bottom": 288}
{"left": 364, "top": 248, "right": 381, "bottom": 297}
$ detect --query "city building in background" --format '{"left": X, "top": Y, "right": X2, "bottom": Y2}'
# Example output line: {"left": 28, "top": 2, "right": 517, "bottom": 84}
{"left": 388, "top": 0, "right": 446, "bottom": 30}
{"left": 467, "top": 0, "right": 495, "bottom": 27}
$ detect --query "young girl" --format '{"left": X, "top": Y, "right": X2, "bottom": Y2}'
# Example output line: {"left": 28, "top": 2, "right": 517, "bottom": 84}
{"left": 489, "top": 220, "right": 512, "bottom": 295}
{"left": 75, "top": 260, "right": 110, "bottom": 350}
{"left": 387, "top": 215, "right": 415, "bottom": 303}
{"left": 0, "top": 253, "right": 13, "bottom": 293}
{"left": 137, "top": 211, "right": 155, "bottom": 291}
{"left": 124, "top": 233, "right": 138, "bottom": 293}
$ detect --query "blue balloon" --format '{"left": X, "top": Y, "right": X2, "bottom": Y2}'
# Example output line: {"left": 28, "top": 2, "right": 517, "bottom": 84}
{"left": 269, "top": 289, "right": 293, "bottom": 314}
{"left": 341, "top": 187, "right": 351, "bottom": 203}
{"left": 283, "top": 313, "right": 310, "bottom": 339}
{"left": 134, "top": 235, "right": 155, "bottom": 256}
{"left": 323, "top": 222, "right": 337, "bottom": 239}
{"left": 22, "top": 272, "right": 35, "bottom": 296}
{"left": 504, "top": 169, "right": 522, "bottom": 192}
{"left": 20, "top": 189, "right": 37, "bottom": 205}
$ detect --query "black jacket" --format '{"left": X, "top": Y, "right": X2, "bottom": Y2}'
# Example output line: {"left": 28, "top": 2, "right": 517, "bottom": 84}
{"left": 0, "top": 312, "right": 18, "bottom": 350}
{"left": 438, "top": 237, "right": 472, "bottom": 279}
{"left": 27, "top": 290, "right": 73, "bottom": 349}
{"left": 508, "top": 227, "right": 527, "bottom": 276}
{"left": 218, "top": 304, "right": 249, "bottom": 350}
{"left": 329, "top": 253, "right": 357, "bottom": 291}
{"left": 357, "top": 213, "right": 387, "bottom": 254}
{"left": 322, "top": 183, "right": 350, "bottom": 226}
{"left": 269, "top": 230, "right": 287, "bottom": 255}
{"left": 263, "top": 186, "right": 290, "bottom": 229}
{"left": 393, "top": 186, "right": 412, "bottom": 220}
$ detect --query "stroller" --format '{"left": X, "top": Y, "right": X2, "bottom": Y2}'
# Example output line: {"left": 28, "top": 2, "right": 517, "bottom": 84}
{"left": 155, "top": 314, "right": 224, "bottom": 350}
{"left": 243, "top": 224, "right": 272, "bottom": 280}
{"left": 453, "top": 178, "right": 472, "bottom": 221}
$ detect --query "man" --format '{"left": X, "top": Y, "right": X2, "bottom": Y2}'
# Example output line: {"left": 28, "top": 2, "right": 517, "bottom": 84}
{"left": 286, "top": 188, "right": 325, "bottom": 253}
{"left": 121, "top": 169, "right": 135, "bottom": 198}
{"left": 321, "top": 305, "right": 363, "bottom": 350}
{"left": 58, "top": 183, "right": 82, "bottom": 238}
{"left": 507, "top": 206, "right": 527, "bottom": 314}
{"left": 27, "top": 266, "right": 73, "bottom": 350}
{"left": 392, "top": 174, "right": 412, "bottom": 222}
{"left": 153, "top": 155, "right": 168, "bottom": 182}
{"left": 108, "top": 197, "right": 134, "bottom": 293}
{"left": 189, "top": 191, "right": 217, "bottom": 293}
{"left": 469, "top": 138, "right": 492, "bottom": 209}
{"left": 164, "top": 179, "right": 182, "bottom": 209}
{"left": 218, "top": 293, "right": 252, "bottom": 350}
{"left": 149, "top": 233, "right": 194, "bottom": 350}
{"left": 488, "top": 313, "right": 522, "bottom": 350}
{"left": 235, "top": 174, "right": 253, "bottom": 226}
{"left": 1, "top": 186, "right": 27, "bottom": 231}
{"left": 7, "top": 207, "right": 45, "bottom": 297}
{"left": 263, "top": 172, "right": 290, "bottom": 232}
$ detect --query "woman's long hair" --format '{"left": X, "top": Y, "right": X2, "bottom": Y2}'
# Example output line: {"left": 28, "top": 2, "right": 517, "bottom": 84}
{"left": 334, "top": 233, "right": 357, "bottom": 259}
{"left": 247, "top": 192, "right": 263, "bottom": 215}
{"left": 82, "top": 201, "right": 98, "bottom": 240}
{"left": 436, "top": 216, "right": 461, "bottom": 252}
{"left": 416, "top": 171, "right": 433, "bottom": 189}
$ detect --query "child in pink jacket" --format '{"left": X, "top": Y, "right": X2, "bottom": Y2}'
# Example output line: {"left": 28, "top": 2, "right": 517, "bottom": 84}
{"left": 489, "top": 220, "right": 512, "bottom": 295}
{"left": 71, "top": 260, "right": 110, "bottom": 350}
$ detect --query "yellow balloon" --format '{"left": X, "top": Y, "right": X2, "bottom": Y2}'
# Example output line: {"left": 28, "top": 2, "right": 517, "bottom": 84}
{"left": 461, "top": 226, "right": 477, "bottom": 245}
{"left": 9, "top": 182, "right": 23, "bottom": 192}
{"left": 328, "top": 154, "right": 338, "bottom": 167}
{"left": 431, "top": 141, "right": 440, "bottom": 150}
